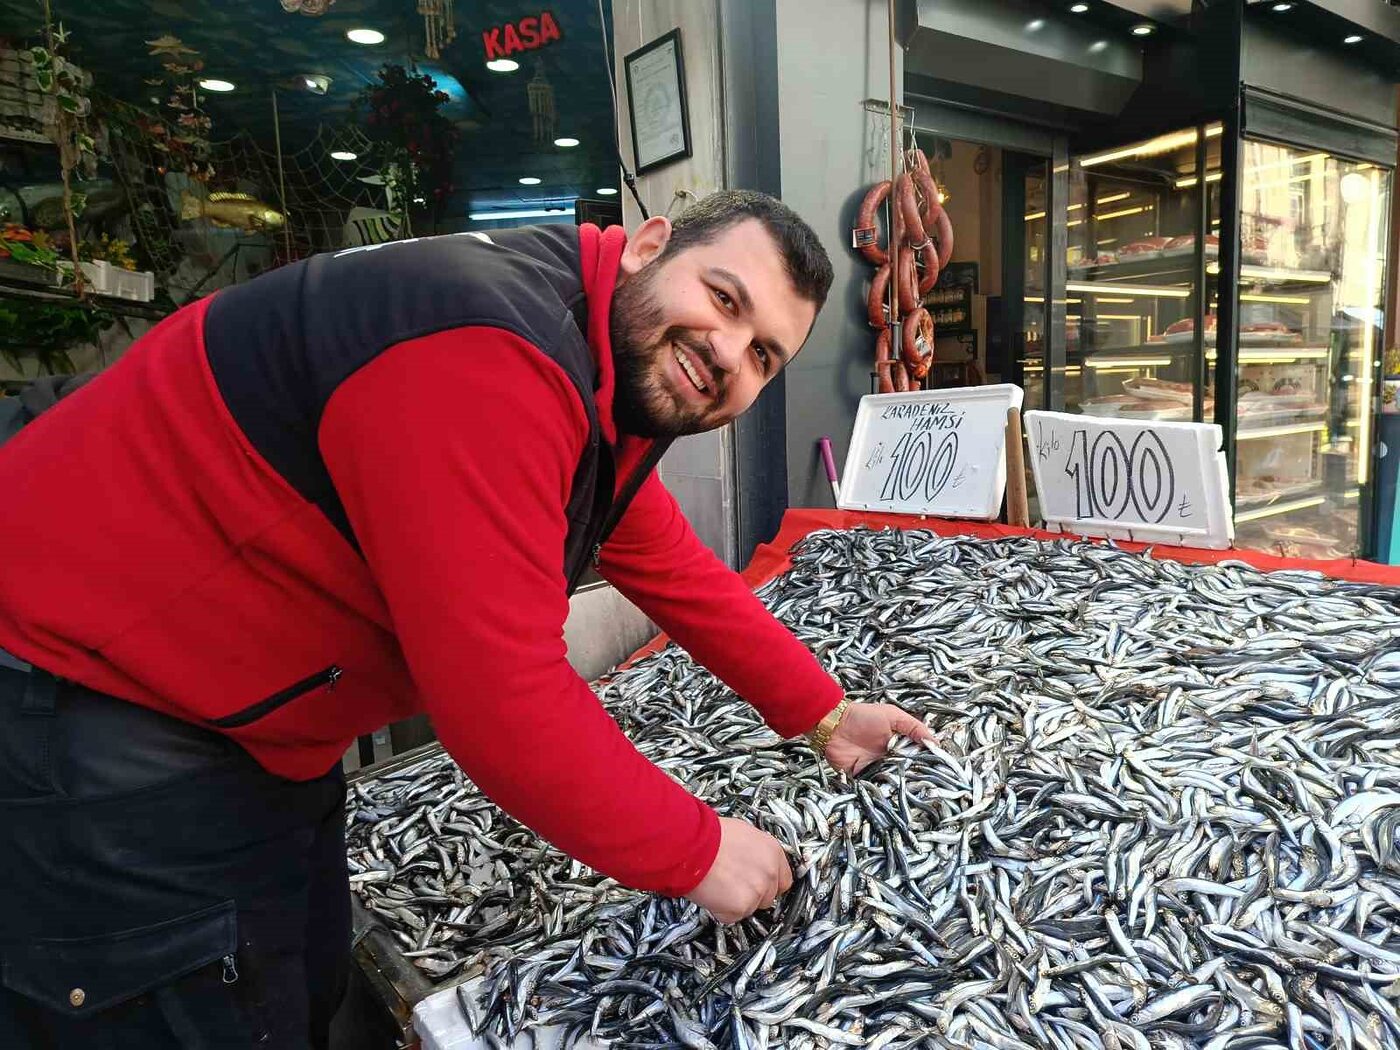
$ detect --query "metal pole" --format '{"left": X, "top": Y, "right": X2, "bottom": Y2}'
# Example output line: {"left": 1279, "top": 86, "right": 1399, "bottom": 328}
{"left": 271, "top": 88, "right": 293, "bottom": 261}
{"left": 887, "top": 0, "right": 900, "bottom": 329}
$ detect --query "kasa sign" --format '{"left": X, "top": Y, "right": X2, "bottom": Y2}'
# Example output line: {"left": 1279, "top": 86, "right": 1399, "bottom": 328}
{"left": 482, "top": 12, "right": 563, "bottom": 60}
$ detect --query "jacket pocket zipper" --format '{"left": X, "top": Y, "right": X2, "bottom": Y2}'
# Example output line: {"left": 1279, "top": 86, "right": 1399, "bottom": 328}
{"left": 210, "top": 665, "right": 342, "bottom": 729}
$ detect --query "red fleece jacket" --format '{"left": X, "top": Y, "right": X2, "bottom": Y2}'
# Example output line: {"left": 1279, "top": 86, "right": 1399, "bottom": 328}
{"left": 0, "top": 224, "right": 842, "bottom": 895}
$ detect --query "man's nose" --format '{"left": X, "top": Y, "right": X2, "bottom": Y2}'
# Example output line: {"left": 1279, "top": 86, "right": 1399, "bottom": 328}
{"left": 708, "top": 327, "right": 750, "bottom": 375}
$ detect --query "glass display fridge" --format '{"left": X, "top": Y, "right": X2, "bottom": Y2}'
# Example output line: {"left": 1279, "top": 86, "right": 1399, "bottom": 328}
{"left": 1022, "top": 122, "right": 1392, "bottom": 559}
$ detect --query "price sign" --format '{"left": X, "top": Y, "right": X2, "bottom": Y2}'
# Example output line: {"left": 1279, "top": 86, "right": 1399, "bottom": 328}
{"left": 839, "top": 385, "right": 1023, "bottom": 520}
{"left": 1025, "top": 411, "right": 1233, "bottom": 549}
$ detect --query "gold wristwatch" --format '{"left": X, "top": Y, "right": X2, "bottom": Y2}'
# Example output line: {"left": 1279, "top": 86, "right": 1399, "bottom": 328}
{"left": 806, "top": 698, "right": 852, "bottom": 756}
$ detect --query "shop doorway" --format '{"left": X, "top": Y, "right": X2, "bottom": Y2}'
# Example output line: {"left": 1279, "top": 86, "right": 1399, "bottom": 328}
{"left": 905, "top": 113, "right": 1058, "bottom": 516}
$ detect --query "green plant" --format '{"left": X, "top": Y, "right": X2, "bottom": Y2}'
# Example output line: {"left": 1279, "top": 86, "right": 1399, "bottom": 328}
{"left": 80, "top": 234, "right": 138, "bottom": 271}
{"left": 0, "top": 298, "right": 113, "bottom": 374}
{"left": 32, "top": 2, "right": 100, "bottom": 295}
{"left": 0, "top": 223, "right": 59, "bottom": 269}
{"left": 359, "top": 64, "right": 459, "bottom": 235}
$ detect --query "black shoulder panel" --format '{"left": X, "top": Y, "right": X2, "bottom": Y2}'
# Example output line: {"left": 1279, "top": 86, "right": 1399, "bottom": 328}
{"left": 203, "top": 226, "right": 598, "bottom": 548}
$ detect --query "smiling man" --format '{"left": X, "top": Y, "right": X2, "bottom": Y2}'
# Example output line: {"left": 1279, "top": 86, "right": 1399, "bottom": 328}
{"left": 0, "top": 190, "right": 928, "bottom": 1048}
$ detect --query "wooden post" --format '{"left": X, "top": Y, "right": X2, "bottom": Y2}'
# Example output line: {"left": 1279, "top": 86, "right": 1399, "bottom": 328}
{"left": 1005, "top": 407, "right": 1030, "bottom": 527}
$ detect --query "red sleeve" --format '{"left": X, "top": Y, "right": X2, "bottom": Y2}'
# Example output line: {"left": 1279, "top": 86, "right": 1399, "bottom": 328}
{"left": 318, "top": 328, "right": 719, "bottom": 896}
{"left": 597, "top": 473, "right": 842, "bottom": 738}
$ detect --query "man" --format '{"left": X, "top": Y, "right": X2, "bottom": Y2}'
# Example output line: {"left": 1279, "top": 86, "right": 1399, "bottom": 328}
{"left": 0, "top": 191, "right": 928, "bottom": 1047}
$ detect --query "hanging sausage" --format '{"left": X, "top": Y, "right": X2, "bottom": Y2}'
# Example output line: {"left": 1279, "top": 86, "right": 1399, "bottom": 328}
{"left": 854, "top": 148, "right": 953, "bottom": 393}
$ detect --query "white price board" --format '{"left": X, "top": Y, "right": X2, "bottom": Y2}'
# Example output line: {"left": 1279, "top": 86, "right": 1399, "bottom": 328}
{"left": 839, "top": 385, "right": 1024, "bottom": 520}
{"left": 1025, "top": 411, "right": 1233, "bottom": 549}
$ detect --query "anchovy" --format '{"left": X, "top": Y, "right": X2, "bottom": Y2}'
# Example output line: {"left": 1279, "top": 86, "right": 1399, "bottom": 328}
{"left": 346, "top": 529, "right": 1400, "bottom": 1048}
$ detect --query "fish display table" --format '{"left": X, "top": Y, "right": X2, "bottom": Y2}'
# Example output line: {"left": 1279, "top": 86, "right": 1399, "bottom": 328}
{"left": 347, "top": 512, "right": 1400, "bottom": 1050}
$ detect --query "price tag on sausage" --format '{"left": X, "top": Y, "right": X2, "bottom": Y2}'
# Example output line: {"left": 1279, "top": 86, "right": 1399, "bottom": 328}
{"left": 1024, "top": 411, "right": 1233, "bottom": 549}
{"left": 839, "top": 384, "right": 1023, "bottom": 520}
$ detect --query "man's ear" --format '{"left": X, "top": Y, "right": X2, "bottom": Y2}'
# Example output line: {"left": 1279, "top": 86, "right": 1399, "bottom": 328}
{"left": 618, "top": 216, "right": 673, "bottom": 277}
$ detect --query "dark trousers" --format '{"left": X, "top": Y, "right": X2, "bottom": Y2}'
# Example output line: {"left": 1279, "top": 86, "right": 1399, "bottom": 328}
{"left": 0, "top": 663, "right": 350, "bottom": 1048}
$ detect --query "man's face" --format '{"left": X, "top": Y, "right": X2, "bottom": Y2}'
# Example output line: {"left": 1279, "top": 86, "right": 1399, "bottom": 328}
{"left": 610, "top": 218, "right": 818, "bottom": 439}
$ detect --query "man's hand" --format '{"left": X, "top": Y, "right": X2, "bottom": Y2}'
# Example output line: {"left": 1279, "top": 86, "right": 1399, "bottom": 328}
{"left": 685, "top": 817, "right": 793, "bottom": 923}
{"left": 824, "top": 702, "right": 931, "bottom": 776}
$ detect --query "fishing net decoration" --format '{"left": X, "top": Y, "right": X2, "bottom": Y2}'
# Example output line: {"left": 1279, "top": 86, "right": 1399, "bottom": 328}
{"left": 102, "top": 96, "right": 396, "bottom": 302}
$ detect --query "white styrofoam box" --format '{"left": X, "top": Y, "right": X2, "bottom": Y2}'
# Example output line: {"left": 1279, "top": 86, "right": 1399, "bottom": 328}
{"left": 838, "top": 384, "right": 1025, "bottom": 520}
{"left": 54, "top": 259, "right": 112, "bottom": 295}
{"left": 107, "top": 267, "right": 155, "bottom": 302}
{"left": 414, "top": 978, "right": 606, "bottom": 1050}
{"left": 1025, "top": 410, "right": 1234, "bottom": 549}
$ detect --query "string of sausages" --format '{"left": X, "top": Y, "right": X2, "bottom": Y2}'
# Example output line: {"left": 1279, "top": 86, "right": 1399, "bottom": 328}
{"left": 853, "top": 149, "right": 954, "bottom": 392}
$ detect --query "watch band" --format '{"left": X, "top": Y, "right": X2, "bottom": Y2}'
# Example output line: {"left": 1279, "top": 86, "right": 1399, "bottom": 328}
{"left": 806, "top": 698, "right": 852, "bottom": 756}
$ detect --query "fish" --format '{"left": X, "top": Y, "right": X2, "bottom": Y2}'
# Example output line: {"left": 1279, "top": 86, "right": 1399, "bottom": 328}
{"left": 345, "top": 528, "right": 1400, "bottom": 1049}
{"left": 178, "top": 192, "right": 284, "bottom": 232}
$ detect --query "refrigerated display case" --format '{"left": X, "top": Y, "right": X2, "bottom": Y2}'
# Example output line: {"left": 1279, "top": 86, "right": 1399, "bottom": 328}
{"left": 1063, "top": 125, "right": 1223, "bottom": 422}
{"left": 1230, "top": 142, "right": 1390, "bottom": 559}
{"left": 1029, "top": 123, "right": 1391, "bottom": 558}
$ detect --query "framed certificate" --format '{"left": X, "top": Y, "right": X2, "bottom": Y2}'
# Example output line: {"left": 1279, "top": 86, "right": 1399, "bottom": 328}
{"left": 623, "top": 28, "right": 692, "bottom": 174}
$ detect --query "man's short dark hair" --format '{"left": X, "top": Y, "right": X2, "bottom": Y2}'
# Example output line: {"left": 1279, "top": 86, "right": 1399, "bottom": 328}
{"left": 662, "top": 190, "right": 833, "bottom": 308}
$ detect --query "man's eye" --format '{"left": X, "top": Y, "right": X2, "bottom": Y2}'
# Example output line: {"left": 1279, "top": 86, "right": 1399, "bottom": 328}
{"left": 715, "top": 289, "right": 734, "bottom": 310}
{"left": 754, "top": 345, "right": 770, "bottom": 366}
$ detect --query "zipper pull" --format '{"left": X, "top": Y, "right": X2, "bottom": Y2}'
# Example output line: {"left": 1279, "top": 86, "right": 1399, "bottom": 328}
{"left": 328, "top": 666, "right": 343, "bottom": 689}
{"left": 592, "top": 544, "right": 602, "bottom": 567}
{"left": 221, "top": 955, "right": 239, "bottom": 984}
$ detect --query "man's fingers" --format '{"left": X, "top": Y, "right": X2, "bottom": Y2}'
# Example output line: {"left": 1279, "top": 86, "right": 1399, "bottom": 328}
{"left": 886, "top": 706, "right": 933, "bottom": 741}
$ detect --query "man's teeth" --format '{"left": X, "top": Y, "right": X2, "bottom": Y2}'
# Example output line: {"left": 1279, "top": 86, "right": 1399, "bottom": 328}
{"left": 675, "top": 346, "right": 708, "bottom": 392}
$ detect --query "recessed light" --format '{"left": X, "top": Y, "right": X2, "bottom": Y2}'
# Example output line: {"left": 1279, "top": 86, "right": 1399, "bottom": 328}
{"left": 199, "top": 78, "right": 235, "bottom": 92}
{"left": 1070, "top": 2, "right": 1089, "bottom": 11}
{"left": 302, "top": 74, "right": 331, "bottom": 95}
{"left": 1344, "top": 34, "right": 1363, "bottom": 44}
{"left": 597, "top": 187, "right": 618, "bottom": 196}
{"left": 1088, "top": 39, "right": 1109, "bottom": 52}
{"left": 347, "top": 28, "right": 385, "bottom": 45}
{"left": 519, "top": 177, "right": 542, "bottom": 185}
{"left": 1271, "top": 2, "right": 1292, "bottom": 10}
{"left": 1027, "top": 18, "right": 1046, "bottom": 31}
{"left": 330, "top": 150, "right": 358, "bottom": 161}
{"left": 554, "top": 137, "right": 580, "bottom": 148}
{"left": 1130, "top": 22, "right": 1155, "bottom": 36}
{"left": 487, "top": 58, "right": 520, "bottom": 73}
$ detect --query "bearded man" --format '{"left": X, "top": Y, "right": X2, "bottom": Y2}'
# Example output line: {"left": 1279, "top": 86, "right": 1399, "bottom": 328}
{"left": 0, "top": 190, "right": 928, "bottom": 1048}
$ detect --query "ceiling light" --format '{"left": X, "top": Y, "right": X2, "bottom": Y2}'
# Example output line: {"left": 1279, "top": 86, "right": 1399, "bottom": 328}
{"left": 1131, "top": 23, "right": 1155, "bottom": 36}
{"left": 1080, "top": 125, "right": 1221, "bottom": 167}
{"left": 1066, "top": 281, "right": 1189, "bottom": 299}
{"left": 547, "top": 208, "right": 567, "bottom": 213}
{"left": 470, "top": 207, "right": 574, "bottom": 220}
{"left": 1344, "top": 34, "right": 1363, "bottom": 44}
{"left": 1088, "top": 39, "right": 1109, "bottom": 52}
{"left": 198, "top": 78, "right": 235, "bottom": 92}
{"left": 597, "top": 188, "right": 619, "bottom": 196}
{"left": 1027, "top": 18, "right": 1046, "bottom": 31}
{"left": 330, "top": 150, "right": 358, "bottom": 161}
{"left": 1070, "top": 3, "right": 1089, "bottom": 11}
{"left": 554, "top": 137, "right": 580, "bottom": 148}
{"left": 1271, "top": 2, "right": 1292, "bottom": 10}
{"left": 347, "top": 28, "right": 385, "bottom": 45}
{"left": 487, "top": 58, "right": 520, "bottom": 72}
{"left": 302, "top": 74, "right": 331, "bottom": 95}
{"left": 519, "top": 177, "right": 542, "bottom": 185}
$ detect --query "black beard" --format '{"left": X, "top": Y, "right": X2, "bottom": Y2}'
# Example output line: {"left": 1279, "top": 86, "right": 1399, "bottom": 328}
{"left": 609, "top": 267, "right": 723, "bottom": 439}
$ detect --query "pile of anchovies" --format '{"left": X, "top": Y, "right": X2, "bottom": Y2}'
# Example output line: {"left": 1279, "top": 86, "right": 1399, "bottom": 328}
{"left": 346, "top": 529, "right": 1400, "bottom": 1050}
